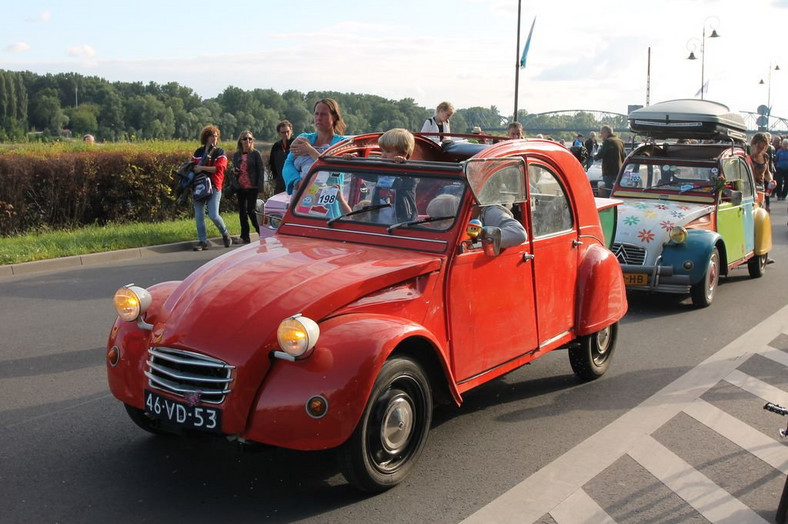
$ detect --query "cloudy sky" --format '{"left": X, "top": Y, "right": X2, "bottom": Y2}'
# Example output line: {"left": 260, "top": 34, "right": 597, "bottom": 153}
{"left": 4, "top": 0, "right": 787, "bottom": 120}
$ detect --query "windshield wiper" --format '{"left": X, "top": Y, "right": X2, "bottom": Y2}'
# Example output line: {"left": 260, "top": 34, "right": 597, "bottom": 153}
{"left": 387, "top": 215, "right": 455, "bottom": 234}
{"left": 326, "top": 203, "right": 391, "bottom": 227}
{"left": 679, "top": 182, "right": 714, "bottom": 194}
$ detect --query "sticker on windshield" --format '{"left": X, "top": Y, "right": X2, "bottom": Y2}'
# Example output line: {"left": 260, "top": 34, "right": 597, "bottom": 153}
{"left": 621, "top": 170, "right": 640, "bottom": 187}
{"left": 317, "top": 186, "right": 338, "bottom": 206}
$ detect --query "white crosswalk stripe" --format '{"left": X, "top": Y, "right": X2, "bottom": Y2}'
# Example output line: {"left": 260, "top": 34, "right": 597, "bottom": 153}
{"left": 463, "top": 304, "right": 788, "bottom": 524}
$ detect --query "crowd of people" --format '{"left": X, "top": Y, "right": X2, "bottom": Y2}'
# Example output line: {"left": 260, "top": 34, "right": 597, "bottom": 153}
{"left": 183, "top": 97, "right": 786, "bottom": 250}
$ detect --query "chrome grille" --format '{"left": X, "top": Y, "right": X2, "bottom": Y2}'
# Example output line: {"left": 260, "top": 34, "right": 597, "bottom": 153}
{"left": 146, "top": 347, "right": 234, "bottom": 404}
{"left": 612, "top": 242, "right": 647, "bottom": 265}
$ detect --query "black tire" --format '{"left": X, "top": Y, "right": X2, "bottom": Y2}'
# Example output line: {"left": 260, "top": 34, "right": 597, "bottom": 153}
{"left": 748, "top": 253, "right": 767, "bottom": 278}
{"left": 569, "top": 322, "right": 617, "bottom": 381}
{"left": 124, "top": 404, "right": 171, "bottom": 436}
{"left": 339, "top": 356, "right": 432, "bottom": 492}
{"left": 690, "top": 247, "right": 720, "bottom": 308}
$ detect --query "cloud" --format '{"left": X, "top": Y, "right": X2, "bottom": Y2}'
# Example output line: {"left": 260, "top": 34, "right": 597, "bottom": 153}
{"left": 26, "top": 9, "right": 51, "bottom": 23}
{"left": 67, "top": 45, "right": 96, "bottom": 58}
{"left": 4, "top": 42, "right": 31, "bottom": 53}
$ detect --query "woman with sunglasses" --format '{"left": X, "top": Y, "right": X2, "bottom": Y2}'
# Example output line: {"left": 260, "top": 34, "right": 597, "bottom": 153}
{"left": 231, "top": 131, "right": 264, "bottom": 243}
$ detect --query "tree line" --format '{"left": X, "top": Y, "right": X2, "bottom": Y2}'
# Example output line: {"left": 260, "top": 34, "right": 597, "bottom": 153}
{"left": 0, "top": 69, "right": 625, "bottom": 144}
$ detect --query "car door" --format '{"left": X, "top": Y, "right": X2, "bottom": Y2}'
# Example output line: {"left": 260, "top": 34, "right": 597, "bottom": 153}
{"left": 717, "top": 157, "right": 755, "bottom": 262}
{"left": 527, "top": 162, "right": 579, "bottom": 345}
{"left": 448, "top": 158, "right": 538, "bottom": 383}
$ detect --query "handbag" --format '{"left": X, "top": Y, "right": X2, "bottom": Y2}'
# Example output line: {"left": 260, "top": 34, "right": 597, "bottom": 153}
{"left": 192, "top": 175, "right": 213, "bottom": 202}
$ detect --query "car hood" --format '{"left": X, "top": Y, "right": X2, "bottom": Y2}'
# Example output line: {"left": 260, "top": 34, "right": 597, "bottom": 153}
{"left": 153, "top": 236, "right": 443, "bottom": 361}
{"left": 615, "top": 199, "right": 713, "bottom": 249}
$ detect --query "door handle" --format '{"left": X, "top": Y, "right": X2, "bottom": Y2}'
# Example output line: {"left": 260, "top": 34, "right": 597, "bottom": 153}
{"left": 523, "top": 252, "right": 534, "bottom": 262}
{"left": 573, "top": 240, "right": 584, "bottom": 247}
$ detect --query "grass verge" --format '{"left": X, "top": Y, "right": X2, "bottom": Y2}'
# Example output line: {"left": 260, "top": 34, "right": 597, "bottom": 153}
{"left": 0, "top": 212, "right": 241, "bottom": 265}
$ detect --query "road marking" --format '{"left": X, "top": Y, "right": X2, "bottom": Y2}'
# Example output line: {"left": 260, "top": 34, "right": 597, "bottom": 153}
{"left": 684, "top": 399, "right": 788, "bottom": 475}
{"left": 725, "top": 369, "right": 788, "bottom": 406}
{"left": 549, "top": 488, "right": 615, "bottom": 524}
{"left": 629, "top": 435, "right": 768, "bottom": 524}
{"left": 462, "top": 304, "right": 788, "bottom": 524}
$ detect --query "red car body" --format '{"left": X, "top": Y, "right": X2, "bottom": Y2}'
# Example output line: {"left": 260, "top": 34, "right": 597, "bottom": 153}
{"left": 107, "top": 133, "right": 627, "bottom": 491}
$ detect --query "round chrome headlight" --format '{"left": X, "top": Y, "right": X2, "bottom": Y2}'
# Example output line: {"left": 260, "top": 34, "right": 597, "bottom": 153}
{"left": 669, "top": 226, "right": 688, "bottom": 244}
{"left": 113, "top": 285, "right": 152, "bottom": 322}
{"left": 277, "top": 314, "right": 320, "bottom": 358}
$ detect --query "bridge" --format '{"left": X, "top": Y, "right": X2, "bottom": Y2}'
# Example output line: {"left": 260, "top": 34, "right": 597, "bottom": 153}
{"left": 516, "top": 109, "right": 788, "bottom": 137}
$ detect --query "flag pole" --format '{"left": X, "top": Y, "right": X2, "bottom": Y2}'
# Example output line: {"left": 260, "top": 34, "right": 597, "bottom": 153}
{"left": 513, "top": 0, "right": 522, "bottom": 122}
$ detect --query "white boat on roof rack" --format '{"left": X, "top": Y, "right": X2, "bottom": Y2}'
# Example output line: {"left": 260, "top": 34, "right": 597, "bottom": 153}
{"left": 628, "top": 99, "right": 747, "bottom": 142}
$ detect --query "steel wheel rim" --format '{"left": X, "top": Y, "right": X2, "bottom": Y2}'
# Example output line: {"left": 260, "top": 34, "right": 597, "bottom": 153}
{"left": 706, "top": 251, "right": 720, "bottom": 301}
{"left": 592, "top": 325, "right": 612, "bottom": 365}
{"left": 366, "top": 376, "right": 426, "bottom": 474}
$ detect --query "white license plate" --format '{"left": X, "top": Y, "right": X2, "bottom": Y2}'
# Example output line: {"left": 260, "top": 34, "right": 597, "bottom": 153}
{"left": 144, "top": 390, "right": 222, "bottom": 433}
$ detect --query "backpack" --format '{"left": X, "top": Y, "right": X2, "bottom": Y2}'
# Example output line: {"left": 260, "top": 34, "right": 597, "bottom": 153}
{"left": 570, "top": 145, "right": 589, "bottom": 165}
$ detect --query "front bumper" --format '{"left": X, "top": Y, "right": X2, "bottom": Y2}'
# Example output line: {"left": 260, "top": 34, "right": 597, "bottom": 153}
{"left": 620, "top": 263, "right": 691, "bottom": 294}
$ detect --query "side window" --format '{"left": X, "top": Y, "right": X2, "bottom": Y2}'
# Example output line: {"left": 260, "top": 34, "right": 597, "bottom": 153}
{"left": 737, "top": 158, "right": 754, "bottom": 199}
{"left": 528, "top": 164, "right": 574, "bottom": 237}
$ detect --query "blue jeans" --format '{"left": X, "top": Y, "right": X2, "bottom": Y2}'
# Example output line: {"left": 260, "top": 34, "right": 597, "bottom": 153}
{"left": 194, "top": 190, "right": 227, "bottom": 242}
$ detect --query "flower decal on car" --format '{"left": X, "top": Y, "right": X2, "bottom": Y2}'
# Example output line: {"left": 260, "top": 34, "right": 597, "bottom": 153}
{"left": 638, "top": 229, "right": 655, "bottom": 243}
{"left": 624, "top": 215, "right": 640, "bottom": 226}
{"left": 659, "top": 220, "right": 675, "bottom": 231}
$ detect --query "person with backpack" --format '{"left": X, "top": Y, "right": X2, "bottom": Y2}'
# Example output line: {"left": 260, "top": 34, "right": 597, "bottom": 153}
{"left": 190, "top": 125, "right": 231, "bottom": 251}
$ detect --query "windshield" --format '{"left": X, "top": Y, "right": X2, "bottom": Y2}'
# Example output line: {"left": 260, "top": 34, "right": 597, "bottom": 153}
{"left": 618, "top": 160, "right": 720, "bottom": 193}
{"left": 293, "top": 169, "right": 466, "bottom": 231}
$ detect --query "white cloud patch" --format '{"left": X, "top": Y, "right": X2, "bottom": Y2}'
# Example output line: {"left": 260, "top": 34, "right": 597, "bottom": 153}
{"left": 26, "top": 9, "right": 51, "bottom": 23}
{"left": 67, "top": 45, "right": 96, "bottom": 58}
{"left": 4, "top": 42, "right": 31, "bottom": 53}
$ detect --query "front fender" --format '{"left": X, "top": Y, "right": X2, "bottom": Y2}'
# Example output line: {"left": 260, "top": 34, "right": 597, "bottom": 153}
{"left": 243, "top": 313, "right": 448, "bottom": 451}
{"left": 754, "top": 206, "right": 772, "bottom": 255}
{"left": 661, "top": 230, "right": 719, "bottom": 283}
{"left": 575, "top": 244, "right": 627, "bottom": 335}
{"left": 106, "top": 281, "right": 180, "bottom": 407}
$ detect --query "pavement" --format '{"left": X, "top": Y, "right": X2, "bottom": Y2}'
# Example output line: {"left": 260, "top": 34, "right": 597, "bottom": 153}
{"left": 463, "top": 304, "right": 788, "bottom": 524}
{"left": 0, "top": 235, "right": 250, "bottom": 278}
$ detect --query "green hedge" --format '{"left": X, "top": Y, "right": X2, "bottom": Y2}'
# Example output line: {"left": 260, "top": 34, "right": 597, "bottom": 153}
{"left": 0, "top": 142, "right": 271, "bottom": 236}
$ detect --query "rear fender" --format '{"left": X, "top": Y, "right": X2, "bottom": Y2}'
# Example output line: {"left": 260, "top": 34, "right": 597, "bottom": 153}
{"left": 575, "top": 244, "right": 627, "bottom": 335}
{"left": 754, "top": 206, "right": 772, "bottom": 255}
{"left": 244, "top": 313, "right": 452, "bottom": 450}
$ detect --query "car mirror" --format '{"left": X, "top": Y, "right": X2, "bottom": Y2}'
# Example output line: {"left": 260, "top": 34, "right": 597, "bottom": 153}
{"left": 481, "top": 226, "right": 502, "bottom": 257}
{"left": 724, "top": 189, "right": 742, "bottom": 205}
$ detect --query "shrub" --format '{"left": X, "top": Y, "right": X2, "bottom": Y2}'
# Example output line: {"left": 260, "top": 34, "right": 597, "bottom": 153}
{"left": 0, "top": 141, "right": 270, "bottom": 236}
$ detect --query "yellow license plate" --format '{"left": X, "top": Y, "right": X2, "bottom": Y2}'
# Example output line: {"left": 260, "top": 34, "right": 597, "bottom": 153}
{"left": 624, "top": 273, "right": 649, "bottom": 286}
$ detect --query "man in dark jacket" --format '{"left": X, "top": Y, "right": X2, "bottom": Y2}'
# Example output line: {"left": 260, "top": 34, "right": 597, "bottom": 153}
{"left": 583, "top": 132, "right": 598, "bottom": 170}
{"left": 269, "top": 120, "right": 295, "bottom": 195}
{"left": 594, "top": 126, "right": 625, "bottom": 196}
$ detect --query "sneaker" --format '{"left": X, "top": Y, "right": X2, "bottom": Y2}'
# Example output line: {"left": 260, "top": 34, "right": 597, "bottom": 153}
{"left": 193, "top": 241, "right": 209, "bottom": 251}
{"left": 241, "top": 237, "right": 251, "bottom": 244}
{"left": 222, "top": 233, "right": 231, "bottom": 248}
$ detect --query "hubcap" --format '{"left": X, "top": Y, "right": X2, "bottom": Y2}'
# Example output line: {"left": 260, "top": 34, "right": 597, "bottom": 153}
{"left": 707, "top": 253, "right": 719, "bottom": 299}
{"left": 380, "top": 395, "right": 414, "bottom": 455}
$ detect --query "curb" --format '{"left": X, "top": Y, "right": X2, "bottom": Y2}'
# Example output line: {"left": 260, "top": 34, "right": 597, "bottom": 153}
{"left": 0, "top": 239, "right": 208, "bottom": 278}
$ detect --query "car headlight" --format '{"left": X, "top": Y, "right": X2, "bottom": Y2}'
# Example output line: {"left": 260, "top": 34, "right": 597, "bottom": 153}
{"left": 113, "top": 284, "right": 152, "bottom": 322}
{"left": 276, "top": 314, "right": 320, "bottom": 359}
{"left": 669, "top": 226, "right": 688, "bottom": 244}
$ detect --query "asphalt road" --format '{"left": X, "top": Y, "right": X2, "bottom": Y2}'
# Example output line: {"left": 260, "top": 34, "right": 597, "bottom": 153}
{"left": 2, "top": 208, "right": 788, "bottom": 524}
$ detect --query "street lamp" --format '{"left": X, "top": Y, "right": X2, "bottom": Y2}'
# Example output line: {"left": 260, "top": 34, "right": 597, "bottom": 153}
{"left": 686, "top": 17, "right": 720, "bottom": 100}
{"left": 758, "top": 62, "right": 781, "bottom": 112}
